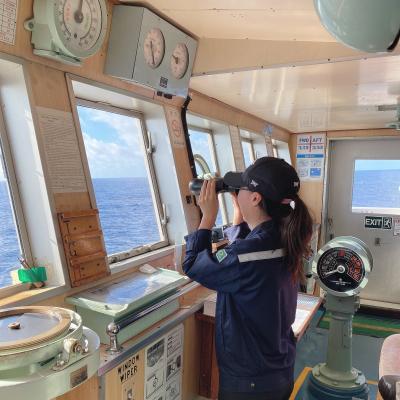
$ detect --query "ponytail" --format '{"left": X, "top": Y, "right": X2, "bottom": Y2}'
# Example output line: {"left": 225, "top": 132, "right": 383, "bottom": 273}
{"left": 261, "top": 195, "right": 313, "bottom": 283}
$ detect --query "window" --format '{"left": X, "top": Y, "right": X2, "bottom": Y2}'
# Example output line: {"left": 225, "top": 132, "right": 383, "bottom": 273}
{"left": 188, "top": 126, "right": 224, "bottom": 226}
{"left": 76, "top": 102, "right": 167, "bottom": 262}
{"left": 241, "top": 139, "right": 255, "bottom": 168}
{"left": 273, "top": 139, "right": 291, "bottom": 164}
{"left": 352, "top": 160, "right": 400, "bottom": 215}
{"left": 0, "top": 123, "right": 31, "bottom": 289}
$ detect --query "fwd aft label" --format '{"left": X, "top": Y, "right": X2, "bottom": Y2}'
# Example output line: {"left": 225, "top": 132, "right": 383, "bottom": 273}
{"left": 364, "top": 216, "right": 392, "bottom": 230}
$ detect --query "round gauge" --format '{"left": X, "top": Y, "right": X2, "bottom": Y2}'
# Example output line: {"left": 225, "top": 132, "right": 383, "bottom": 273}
{"left": 170, "top": 43, "right": 189, "bottom": 79}
{"left": 317, "top": 247, "right": 365, "bottom": 294}
{"left": 54, "top": 0, "right": 107, "bottom": 58}
{"left": 143, "top": 28, "right": 165, "bottom": 68}
{"left": 312, "top": 236, "right": 373, "bottom": 297}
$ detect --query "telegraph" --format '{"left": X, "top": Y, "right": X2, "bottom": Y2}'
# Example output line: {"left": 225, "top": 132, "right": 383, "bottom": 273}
{"left": 308, "top": 236, "right": 373, "bottom": 400}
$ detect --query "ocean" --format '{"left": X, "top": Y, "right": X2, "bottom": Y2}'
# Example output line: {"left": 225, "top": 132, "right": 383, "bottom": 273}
{"left": 1, "top": 170, "right": 398, "bottom": 288}
{"left": 0, "top": 177, "right": 162, "bottom": 288}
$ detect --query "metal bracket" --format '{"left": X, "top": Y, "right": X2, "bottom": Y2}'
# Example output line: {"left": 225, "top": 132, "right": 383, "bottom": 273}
{"left": 52, "top": 335, "right": 89, "bottom": 371}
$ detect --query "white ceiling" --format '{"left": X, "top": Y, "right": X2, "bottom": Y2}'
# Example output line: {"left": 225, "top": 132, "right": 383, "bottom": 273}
{"left": 124, "top": 1, "right": 400, "bottom": 133}
{"left": 128, "top": 0, "right": 335, "bottom": 42}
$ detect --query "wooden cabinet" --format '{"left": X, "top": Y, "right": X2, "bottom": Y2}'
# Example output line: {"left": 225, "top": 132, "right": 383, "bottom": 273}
{"left": 196, "top": 312, "right": 219, "bottom": 399}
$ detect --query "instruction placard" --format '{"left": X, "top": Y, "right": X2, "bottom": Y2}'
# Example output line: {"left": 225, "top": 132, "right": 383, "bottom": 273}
{"left": 37, "top": 107, "right": 87, "bottom": 193}
{"left": 0, "top": 0, "right": 17, "bottom": 45}
{"left": 145, "top": 324, "right": 184, "bottom": 400}
{"left": 296, "top": 133, "right": 326, "bottom": 181}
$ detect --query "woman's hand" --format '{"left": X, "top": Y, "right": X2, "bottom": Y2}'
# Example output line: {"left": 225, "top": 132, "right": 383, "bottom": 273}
{"left": 198, "top": 179, "right": 219, "bottom": 230}
{"left": 231, "top": 192, "right": 244, "bottom": 225}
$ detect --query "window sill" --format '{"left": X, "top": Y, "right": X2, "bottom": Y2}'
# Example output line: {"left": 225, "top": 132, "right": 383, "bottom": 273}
{"left": 109, "top": 244, "right": 175, "bottom": 274}
{"left": 0, "top": 285, "right": 67, "bottom": 308}
{"left": 0, "top": 245, "right": 176, "bottom": 308}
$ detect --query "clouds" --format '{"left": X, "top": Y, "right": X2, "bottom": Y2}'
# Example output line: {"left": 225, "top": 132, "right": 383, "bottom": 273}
{"left": 78, "top": 107, "right": 147, "bottom": 178}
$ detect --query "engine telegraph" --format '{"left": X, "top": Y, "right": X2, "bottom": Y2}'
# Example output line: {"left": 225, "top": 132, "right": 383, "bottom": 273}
{"left": 312, "top": 236, "right": 372, "bottom": 297}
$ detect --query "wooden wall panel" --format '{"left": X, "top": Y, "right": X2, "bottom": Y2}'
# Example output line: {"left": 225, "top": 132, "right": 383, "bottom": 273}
{"left": 164, "top": 105, "right": 201, "bottom": 233}
{"left": 182, "top": 315, "right": 202, "bottom": 400}
{"left": 189, "top": 89, "right": 291, "bottom": 142}
{"left": 54, "top": 375, "right": 99, "bottom": 400}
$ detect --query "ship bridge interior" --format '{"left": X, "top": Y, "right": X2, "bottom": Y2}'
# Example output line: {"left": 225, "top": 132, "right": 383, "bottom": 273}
{"left": 0, "top": 1, "right": 399, "bottom": 400}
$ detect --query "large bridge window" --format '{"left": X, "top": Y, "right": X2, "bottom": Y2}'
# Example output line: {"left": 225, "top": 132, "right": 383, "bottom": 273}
{"left": 0, "top": 145, "right": 30, "bottom": 289}
{"left": 352, "top": 159, "right": 400, "bottom": 215}
{"left": 76, "top": 101, "right": 168, "bottom": 263}
{"left": 241, "top": 139, "right": 255, "bottom": 168}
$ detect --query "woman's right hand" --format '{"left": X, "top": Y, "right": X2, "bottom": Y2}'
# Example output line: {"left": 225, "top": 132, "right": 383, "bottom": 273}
{"left": 230, "top": 193, "right": 244, "bottom": 225}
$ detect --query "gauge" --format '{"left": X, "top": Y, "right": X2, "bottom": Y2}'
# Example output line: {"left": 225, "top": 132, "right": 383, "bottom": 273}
{"left": 56, "top": 0, "right": 104, "bottom": 54}
{"left": 312, "top": 236, "right": 372, "bottom": 297}
{"left": 170, "top": 43, "right": 189, "bottom": 79}
{"left": 317, "top": 247, "right": 365, "bottom": 293}
{"left": 143, "top": 28, "right": 165, "bottom": 68}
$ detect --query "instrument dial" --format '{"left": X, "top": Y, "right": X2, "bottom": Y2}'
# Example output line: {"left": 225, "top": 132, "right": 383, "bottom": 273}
{"left": 143, "top": 28, "right": 165, "bottom": 68}
{"left": 170, "top": 43, "right": 189, "bottom": 79}
{"left": 317, "top": 247, "right": 365, "bottom": 293}
{"left": 56, "top": 0, "right": 104, "bottom": 53}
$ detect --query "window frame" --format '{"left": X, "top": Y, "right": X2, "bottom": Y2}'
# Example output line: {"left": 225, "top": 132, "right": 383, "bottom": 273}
{"left": 0, "top": 100, "right": 33, "bottom": 294}
{"left": 188, "top": 124, "right": 229, "bottom": 225}
{"left": 240, "top": 137, "right": 256, "bottom": 164}
{"left": 75, "top": 99, "right": 169, "bottom": 264}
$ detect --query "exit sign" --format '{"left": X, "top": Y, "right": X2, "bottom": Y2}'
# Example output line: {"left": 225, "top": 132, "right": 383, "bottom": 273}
{"left": 364, "top": 216, "right": 392, "bottom": 229}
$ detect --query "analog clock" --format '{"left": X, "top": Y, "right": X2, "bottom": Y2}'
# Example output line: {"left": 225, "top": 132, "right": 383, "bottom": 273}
{"left": 25, "top": 0, "right": 108, "bottom": 65}
{"left": 143, "top": 28, "right": 165, "bottom": 68}
{"left": 170, "top": 43, "right": 189, "bottom": 79}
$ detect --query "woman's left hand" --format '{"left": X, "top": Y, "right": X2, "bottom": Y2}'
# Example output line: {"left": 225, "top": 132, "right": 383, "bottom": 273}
{"left": 198, "top": 179, "right": 219, "bottom": 230}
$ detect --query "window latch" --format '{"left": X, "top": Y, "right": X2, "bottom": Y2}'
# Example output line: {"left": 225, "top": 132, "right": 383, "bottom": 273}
{"left": 161, "top": 203, "right": 169, "bottom": 226}
{"left": 146, "top": 131, "right": 155, "bottom": 154}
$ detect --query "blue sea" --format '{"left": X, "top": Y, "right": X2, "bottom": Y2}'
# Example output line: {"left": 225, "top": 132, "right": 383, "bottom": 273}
{"left": 0, "top": 177, "right": 161, "bottom": 288}
{"left": 1, "top": 170, "right": 398, "bottom": 288}
{"left": 352, "top": 169, "right": 400, "bottom": 208}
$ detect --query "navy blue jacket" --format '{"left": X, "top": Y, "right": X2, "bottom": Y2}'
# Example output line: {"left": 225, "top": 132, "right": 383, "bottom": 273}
{"left": 183, "top": 220, "right": 297, "bottom": 393}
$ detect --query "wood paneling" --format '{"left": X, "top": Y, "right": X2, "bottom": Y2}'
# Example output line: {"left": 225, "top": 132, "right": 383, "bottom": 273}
{"left": 54, "top": 375, "right": 99, "bottom": 400}
{"left": 164, "top": 105, "right": 201, "bottom": 232}
{"left": 189, "top": 90, "right": 290, "bottom": 142}
{"left": 182, "top": 315, "right": 202, "bottom": 400}
{"left": 104, "top": 349, "right": 145, "bottom": 400}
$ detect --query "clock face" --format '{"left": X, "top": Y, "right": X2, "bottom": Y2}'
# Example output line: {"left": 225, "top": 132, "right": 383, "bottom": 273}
{"left": 56, "top": 0, "right": 104, "bottom": 54}
{"left": 170, "top": 43, "right": 189, "bottom": 79}
{"left": 143, "top": 28, "right": 165, "bottom": 68}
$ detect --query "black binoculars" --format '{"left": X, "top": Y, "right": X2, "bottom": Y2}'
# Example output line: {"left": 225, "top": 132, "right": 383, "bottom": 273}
{"left": 189, "top": 178, "right": 237, "bottom": 195}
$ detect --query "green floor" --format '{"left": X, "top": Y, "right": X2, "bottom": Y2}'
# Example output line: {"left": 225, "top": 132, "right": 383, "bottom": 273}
{"left": 318, "top": 311, "right": 400, "bottom": 338}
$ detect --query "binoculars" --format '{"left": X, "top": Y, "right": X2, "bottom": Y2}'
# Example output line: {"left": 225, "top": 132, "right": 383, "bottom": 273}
{"left": 189, "top": 178, "right": 237, "bottom": 195}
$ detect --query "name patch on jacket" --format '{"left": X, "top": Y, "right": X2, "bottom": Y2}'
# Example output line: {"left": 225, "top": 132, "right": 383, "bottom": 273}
{"left": 216, "top": 249, "right": 228, "bottom": 263}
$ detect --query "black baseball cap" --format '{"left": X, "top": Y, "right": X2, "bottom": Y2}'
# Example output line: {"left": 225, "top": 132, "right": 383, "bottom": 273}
{"left": 223, "top": 157, "right": 300, "bottom": 203}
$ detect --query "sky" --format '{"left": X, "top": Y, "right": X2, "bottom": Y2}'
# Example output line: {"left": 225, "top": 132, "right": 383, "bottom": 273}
{"left": 77, "top": 106, "right": 148, "bottom": 178}
{"left": 355, "top": 160, "right": 400, "bottom": 171}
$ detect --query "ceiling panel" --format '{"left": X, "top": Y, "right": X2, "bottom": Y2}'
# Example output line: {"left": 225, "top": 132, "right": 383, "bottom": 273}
{"left": 190, "top": 56, "right": 400, "bottom": 133}
{"left": 126, "top": 0, "right": 334, "bottom": 41}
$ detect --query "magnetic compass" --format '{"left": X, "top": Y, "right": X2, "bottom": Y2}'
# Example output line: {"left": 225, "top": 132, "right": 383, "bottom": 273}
{"left": 312, "top": 236, "right": 372, "bottom": 296}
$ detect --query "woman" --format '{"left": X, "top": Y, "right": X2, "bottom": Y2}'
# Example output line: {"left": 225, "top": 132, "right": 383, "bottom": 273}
{"left": 182, "top": 157, "right": 313, "bottom": 400}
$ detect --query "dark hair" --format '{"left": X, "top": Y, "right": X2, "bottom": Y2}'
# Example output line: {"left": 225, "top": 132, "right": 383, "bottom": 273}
{"left": 260, "top": 195, "right": 313, "bottom": 283}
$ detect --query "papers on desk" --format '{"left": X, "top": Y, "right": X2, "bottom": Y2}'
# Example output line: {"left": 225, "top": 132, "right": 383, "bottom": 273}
{"left": 203, "top": 292, "right": 321, "bottom": 340}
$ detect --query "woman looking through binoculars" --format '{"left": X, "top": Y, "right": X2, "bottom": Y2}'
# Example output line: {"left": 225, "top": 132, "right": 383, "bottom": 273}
{"left": 183, "top": 157, "right": 313, "bottom": 400}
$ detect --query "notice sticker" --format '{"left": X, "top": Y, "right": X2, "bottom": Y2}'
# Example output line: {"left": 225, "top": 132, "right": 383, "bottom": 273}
{"left": 394, "top": 217, "right": 400, "bottom": 236}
